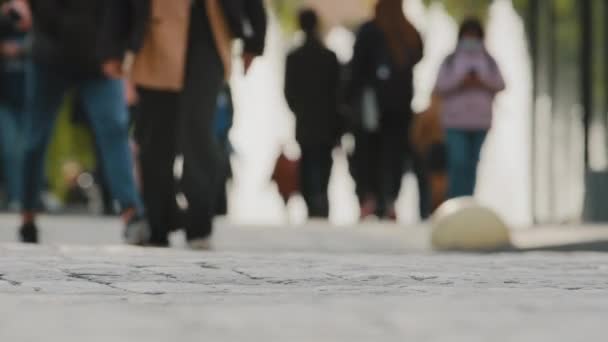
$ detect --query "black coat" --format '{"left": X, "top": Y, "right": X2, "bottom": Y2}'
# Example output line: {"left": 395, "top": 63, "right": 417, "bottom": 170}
{"left": 220, "top": 0, "right": 267, "bottom": 55}
{"left": 29, "top": 0, "right": 149, "bottom": 76}
{"left": 285, "top": 38, "right": 341, "bottom": 146}
{"left": 348, "top": 22, "right": 423, "bottom": 129}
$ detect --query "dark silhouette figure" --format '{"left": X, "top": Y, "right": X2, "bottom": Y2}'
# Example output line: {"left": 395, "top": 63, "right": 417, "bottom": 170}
{"left": 347, "top": 0, "right": 423, "bottom": 220}
{"left": 285, "top": 9, "right": 341, "bottom": 218}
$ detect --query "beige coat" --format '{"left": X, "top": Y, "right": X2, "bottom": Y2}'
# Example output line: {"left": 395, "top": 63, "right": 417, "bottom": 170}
{"left": 132, "top": 0, "right": 233, "bottom": 91}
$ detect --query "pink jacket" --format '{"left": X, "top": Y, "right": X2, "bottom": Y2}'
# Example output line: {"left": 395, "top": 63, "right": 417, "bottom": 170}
{"left": 434, "top": 47, "right": 505, "bottom": 130}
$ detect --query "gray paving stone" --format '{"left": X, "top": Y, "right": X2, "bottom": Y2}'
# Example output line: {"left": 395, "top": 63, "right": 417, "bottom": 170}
{"left": 0, "top": 215, "right": 607, "bottom": 341}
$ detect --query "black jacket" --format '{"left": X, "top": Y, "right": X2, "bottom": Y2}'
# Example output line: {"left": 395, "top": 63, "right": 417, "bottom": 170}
{"left": 285, "top": 38, "right": 341, "bottom": 146}
{"left": 29, "top": 0, "right": 149, "bottom": 76}
{"left": 347, "top": 22, "right": 423, "bottom": 129}
{"left": 220, "top": 0, "right": 267, "bottom": 55}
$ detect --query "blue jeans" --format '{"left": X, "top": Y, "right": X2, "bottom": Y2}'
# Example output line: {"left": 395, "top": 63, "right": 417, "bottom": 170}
{"left": 445, "top": 129, "right": 487, "bottom": 198}
{"left": 0, "top": 105, "right": 24, "bottom": 204}
{"left": 0, "top": 72, "right": 26, "bottom": 204}
{"left": 22, "top": 63, "right": 143, "bottom": 214}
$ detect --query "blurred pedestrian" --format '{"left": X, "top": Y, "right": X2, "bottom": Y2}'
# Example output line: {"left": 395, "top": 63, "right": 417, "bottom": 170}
{"left": 434, "top": 18, "right": 505, "bottom": 198}
{"left": 132, "top": 0, "right": 267, "bottom": 249}
{"left": 72, "top": 80, "right": 140, "bottom": 216}
{"left": 284, "top": 9, "right": 341, "bottom": 219}
{"left": 347, "top": 0, "right": 423, "bottom": 220}
{"left": 0, "top": 0, "right": 30, "bottom": 211}
{"left": 18, "top": 0, "right": 150, "bottom": 244}
{"left": 410, "top": 94, "right": 447, "bottom": 216}
{"left": 213, "top": 83, "right": 234, "bottom": 217}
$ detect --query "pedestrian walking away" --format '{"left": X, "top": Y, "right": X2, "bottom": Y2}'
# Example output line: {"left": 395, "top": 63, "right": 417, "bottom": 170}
{"left": 132, "top": 0, "right": 267, "bottom": 249}
{"left": 347, "top": 0, "right": 423, "bottom": 221}
{"left": 285, "top": 8, "right": 341, "bottom": 219}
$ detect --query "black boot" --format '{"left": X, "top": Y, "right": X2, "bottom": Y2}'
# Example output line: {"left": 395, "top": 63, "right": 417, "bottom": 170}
{"left": 19, "top": 222, "right": 39, "bottom": 244}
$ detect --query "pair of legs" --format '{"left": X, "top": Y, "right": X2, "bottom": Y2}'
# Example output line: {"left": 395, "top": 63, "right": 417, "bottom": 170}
{"left": 299, "top": 144, "right": 333, "bottom": 218}
{"left": 21, "top": 63, "right": 144, "bottom": 238}
{"left": 445, "top": 129, "right": 487, "bottom": 198}
{"left": 352, "top": 126, "right": 408, "bottom": 219}
{"left": 136, "top": 17, "right": 224, "bottom": 246}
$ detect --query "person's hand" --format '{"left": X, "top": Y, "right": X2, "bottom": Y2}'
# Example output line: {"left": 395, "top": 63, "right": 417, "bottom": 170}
{"left": 0, "top": 41, "right": 22, "bottom": 58}
{"left": 2, "top": 0, "right": 32, "bottom": 32}
{"left": 102, "top": 59, "right": 124, "bottom": 79}
{"left": 242, "top": 52, "right": 256, "bottom": 75}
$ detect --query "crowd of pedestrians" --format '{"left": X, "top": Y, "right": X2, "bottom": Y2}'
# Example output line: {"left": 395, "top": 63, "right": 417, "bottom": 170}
{"left": 0, "top": 0, "right": 504, "bottom": 248}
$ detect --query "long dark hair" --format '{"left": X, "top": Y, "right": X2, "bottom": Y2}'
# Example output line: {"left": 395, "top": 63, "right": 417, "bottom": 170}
{"left": 374, "top": 0, "right": 422, "bottom": 67}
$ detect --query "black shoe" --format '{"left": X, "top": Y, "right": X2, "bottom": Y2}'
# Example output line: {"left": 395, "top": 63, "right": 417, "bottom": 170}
{"left": 147, "top": 239, "right": 170, "bottom": 248}
{"left": 19, "top": 222, "right": 39, "bottom": 244}
{"left": 124, "top": 216, "right": 151, "bottom": 246}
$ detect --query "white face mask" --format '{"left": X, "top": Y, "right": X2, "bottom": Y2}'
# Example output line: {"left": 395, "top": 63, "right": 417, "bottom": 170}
{"left": 460, "top": 38, "right": 483, "bottom": 52}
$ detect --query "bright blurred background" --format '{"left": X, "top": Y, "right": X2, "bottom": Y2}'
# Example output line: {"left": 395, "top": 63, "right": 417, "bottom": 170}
{"left": 26, "top": 0, "right": 608, "bottom": 228}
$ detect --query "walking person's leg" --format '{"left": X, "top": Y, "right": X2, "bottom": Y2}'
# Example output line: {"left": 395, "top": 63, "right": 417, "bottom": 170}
{"left": 315, "top": 145, "right": 333, "bottom": 219}
{"left": 369, "top": 131, "right": 384, "bottom": 217}
{"left": 80, "top": 78, "right": 148, "bottom": 244}
{"left": 358, "top": 131, "right": 381, "bottom": 218}
{"left": 379, "top": 129, "right": 406, "bottom": 220}
{"left": 469, "top": 130, "right": 488, "bottom": 195}
{"left": 349, "top": 131, "right": 368, "bottom": 214}
{"left": 0, "top": 105, "right": 23, "bottom": 209}
{"left": 446, "top": 129, "right": 470, "bottom": 198}
{"left": 214, "top": 146, "right": 231, "bottom": 216}
{"left": 299, "top": 146, "right": 314, "bottom": 217}
{"left": 411, "top": 149, "right": 431, "bottom": 220}
{"left": 135, "top": 88, "right": 180, "bottom": 246}
{"left": 301, "top": 145, "right": 332, "bottom": 219}
{"left": 177, "top": 14, "right": 225, "bottom": 248}
{"left": 20, "top": 64, "right": 71, "bottom": 243}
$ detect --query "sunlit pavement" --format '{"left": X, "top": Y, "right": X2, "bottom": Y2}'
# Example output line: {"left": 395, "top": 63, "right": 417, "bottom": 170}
{"left": 0, "top": 214, "right": 607, "bottom": 341}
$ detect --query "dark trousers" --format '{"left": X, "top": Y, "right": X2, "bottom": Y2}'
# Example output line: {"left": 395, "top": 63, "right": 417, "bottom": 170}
{"left": 351, "top": 127, "right": 408, "bottom": 216}
{"left": 408, "top": 149, "right": 431, "bottom": 220}
{"left": 136, "top": 15, "right": 224, "bottom": 244}
{"left": 300, "top": 144, "right": 333, "bottom": 218}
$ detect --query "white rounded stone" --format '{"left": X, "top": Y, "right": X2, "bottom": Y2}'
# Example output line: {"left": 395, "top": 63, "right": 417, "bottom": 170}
{"left": 431, "top": 197, "right": 512, "bottom": 251}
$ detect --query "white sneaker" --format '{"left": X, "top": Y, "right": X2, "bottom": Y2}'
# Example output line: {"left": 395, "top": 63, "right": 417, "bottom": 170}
{"left": 188, "top": 238, "right": 212, "bottom": 251}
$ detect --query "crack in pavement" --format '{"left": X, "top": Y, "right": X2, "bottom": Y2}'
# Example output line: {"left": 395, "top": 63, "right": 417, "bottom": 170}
{"left": 198, "top": 262, "right": 220, "bottom": 270}
{"left": 266, "top": 279, "right": 298, "bottom": 285}
{"left": 232, "top": 269, "right": 302, "bottom": 285}
{"left": 324, "top": 272, "right": 350, "bottom": 281}
{"left": 150, "top": 272, "right": 179, "bottom": 282}
{"left": 410, "top": 275, "right": 439, "bottom": 282}
{"left": 0, "top": 274, "right": 21, "bottom": 286}
{"left": 64, "top": 272, "right": 165, "bottom": 296}
{"left": 232, "top": 269, "right": 267, "bottom": 281}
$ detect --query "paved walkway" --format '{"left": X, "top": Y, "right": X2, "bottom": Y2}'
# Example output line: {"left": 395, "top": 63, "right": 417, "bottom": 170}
{"left": 0, "top": 215, "right": 607, "bottom": 341}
